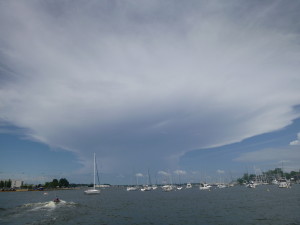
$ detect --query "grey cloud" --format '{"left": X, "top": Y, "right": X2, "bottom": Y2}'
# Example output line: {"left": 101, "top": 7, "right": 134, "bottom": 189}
{"left": 0, "top": 0, "right": 300, "bottom": 173}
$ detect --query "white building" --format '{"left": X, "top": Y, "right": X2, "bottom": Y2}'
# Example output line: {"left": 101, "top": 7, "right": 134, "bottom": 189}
{"left": 11, "top": 180, "right": 24, "bottom": 188}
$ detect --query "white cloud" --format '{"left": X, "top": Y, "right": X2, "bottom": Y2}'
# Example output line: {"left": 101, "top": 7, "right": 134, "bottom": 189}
{"left": 0, "top": 1, "right": 300, "bottom": 173}
{"left": 290, "top": 133, "right": 300, "bottom": 146}
{"left": 158, "top": 171, "right": 170, "bottom": 176}
{"left": 135, "top": 173, "right": 144, "bottom": 177}
{"left": 174, "top": 170, "right": 187, "bottom": 175}
{"left": 217, "top": 170, "right": 225, "bottom": 174}
{"left": 290, "top": 140, "right": 300, "bottom": 146}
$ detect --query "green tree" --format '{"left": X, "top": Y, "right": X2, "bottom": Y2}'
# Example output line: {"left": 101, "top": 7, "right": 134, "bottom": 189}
{"left": 58, "top": 178, "right": 69, "bottom": 187}
{"left": 21, "top": 183, "right": 30, "bottom": 189}
{"left": 7, "top": 179, "right": 12, "bottom": 188}
{"left": 3, "top": 179, "right": 12, "bottom": 188}
{"left": 241, "top": 173, "right": 249, "bottom": 182}
{"left": 52, "top": 179, "right": 59, "bottom": 188}
{"left": 274, "top": 168, "right": 283, "bottom": 177}
{"left": 290, "top": 171, "right": 297, "bottom": 176}
{"left": 237, "top": 178, "right": 244, "bottom": 185}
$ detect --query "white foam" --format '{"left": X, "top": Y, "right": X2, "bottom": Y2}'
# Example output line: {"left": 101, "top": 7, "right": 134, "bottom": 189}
{"left": 22, "top": 199, "right": 75, "bottom": 212}
{"left": 43, "top": 201, "right": 56, "bottom": 209}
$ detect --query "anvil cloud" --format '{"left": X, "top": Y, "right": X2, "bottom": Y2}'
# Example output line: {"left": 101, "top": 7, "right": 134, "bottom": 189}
{"left": 0, "top": 0, "right": 300, "bottom": 174}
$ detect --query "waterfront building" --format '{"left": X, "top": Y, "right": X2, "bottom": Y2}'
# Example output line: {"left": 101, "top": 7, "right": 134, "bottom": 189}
{"left": 11, "top": 180, "right": 24, "bottom": 188}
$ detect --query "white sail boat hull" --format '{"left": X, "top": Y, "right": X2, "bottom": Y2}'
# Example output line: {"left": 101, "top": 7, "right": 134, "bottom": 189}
{"left": 84, "top": 189, "right": 100, "bottom": 194}
{"left": 127, "top": 186, "right": 138, "bottom": 191}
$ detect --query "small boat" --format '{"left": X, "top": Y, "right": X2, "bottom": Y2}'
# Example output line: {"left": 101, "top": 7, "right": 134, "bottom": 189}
{"left": 140, "top": 170, "right": 153, "bottom": 191}
{"left": 84, "top": 153, "right": 101, "bottom": 195}
{"left": 140, "top": 185, "right": 152, "bottom": 191}
{"left": 84, "top": 189, "right": 101, "bottom": 194}
{"left": 126, "top": 186, "right": 138, "bottom": 191}
{"left": 217, "top": 184, "right": 227, "bottom": 189}
{"left": 186, "top": 183, "right": 192, "bottom": 189}
{"left": 246, "top": 181, "right": 256, "bottom": 188}
{"left": 278, "top": 178, "right": 291, "bottom": 188}
{"left": 151, "top": 185, "right": 158, "bottom": 190}
{"left": 199, "top": 183, "right": 211, "bottom": 190}
{"left": 53, "top": 197, "right": 60, "bottom": 203}
{"left": 271, "top": 179, "right": 279, "bottom": 185}
{"left": 162, "top": 185, "right": 173, "bottom": 192}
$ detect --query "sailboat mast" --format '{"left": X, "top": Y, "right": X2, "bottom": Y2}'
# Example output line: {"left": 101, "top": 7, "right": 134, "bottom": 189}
{"left": 94, "top": 153, "right": 96, "bottom": 189}
{"left": 84, "top": 152, "right": 100, "bottom": 194}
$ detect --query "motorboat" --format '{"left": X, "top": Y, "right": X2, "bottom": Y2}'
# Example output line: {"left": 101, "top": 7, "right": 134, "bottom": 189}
{"left": 151, "top": 185, "right": 158, "bottom": 190}
{"left": 127, "top": 186, "right": 138, "bottom": 191}
{"left": 278, "top": 178, "right": 291, "bottom": 188}
{"left": 246, "top": 181, "right": 256, "bottom": 188}
{"left": 217, "top": 184, "right": 227, "bottom": 188}
{"left": 140, "top": 185, "right": 152, "bottom": 191}
{"left": 271, "top": 179, "right": 279, "bottom": 185}
{"left": 199, "top": 183, "right": 211, "bottom": 190}
{"left": 186, "top": 183, "right": 192, "bottom": 189}
{"left": 162, "top": 185, "right": 173, "bottom": 192}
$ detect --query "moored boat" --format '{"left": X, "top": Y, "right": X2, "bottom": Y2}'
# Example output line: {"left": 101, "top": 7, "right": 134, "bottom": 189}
{"left": 186, "top": 183, "right": 192, "bottom": 189}
{"left": 199, "top": 183, "right": 211, "bottom": 190}
{"left": 84, "top": 153, "right": 101, "bottom": 195}
{"left": 217, "top": 183, "right": 227, "bottom": 188}
{"left": 140, "top": 185, "right": 152, "bottom": 191}
{"left": 162, "top": 184, "right": 173, "bottom": 192}
{"left": 278, "top": 178, "right": 291, "bottom": 188}
{"left": 246, "top": 181, "right": 256, "bottom": 188}
{"left": 127, "top": 186, "right": 138, "bottom": 191}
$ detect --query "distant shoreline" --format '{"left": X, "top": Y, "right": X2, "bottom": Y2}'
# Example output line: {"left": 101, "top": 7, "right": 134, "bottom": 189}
{"left": 0, "top": 187, "right": 80, "bottom": 192}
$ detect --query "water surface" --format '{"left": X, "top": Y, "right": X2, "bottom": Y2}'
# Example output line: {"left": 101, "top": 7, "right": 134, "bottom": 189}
{"left": 0, "top": 185, "right": 299, "bottom": 224}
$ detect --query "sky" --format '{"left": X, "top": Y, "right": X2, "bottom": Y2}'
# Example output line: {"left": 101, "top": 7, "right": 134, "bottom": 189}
{"left": 0, "top": 0, "right": 300, "bottom": 185}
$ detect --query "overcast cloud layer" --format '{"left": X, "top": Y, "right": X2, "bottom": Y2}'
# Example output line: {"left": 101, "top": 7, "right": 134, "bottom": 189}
{"left": 0, "top": 0, "right": 300, "bottom": 173}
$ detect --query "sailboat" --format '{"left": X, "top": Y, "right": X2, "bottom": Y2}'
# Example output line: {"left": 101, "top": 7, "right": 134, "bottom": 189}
{"left": 84, "top": 153, "right": 100, "bottom": 194}
{"left": 161, "top": 171, "right": 174, "bottom": 191}
{"left": 127, "top": 171, "right": 139, "bottom": 191}
{"left": 141, "top": 169, "right": 153, "bottom": 191}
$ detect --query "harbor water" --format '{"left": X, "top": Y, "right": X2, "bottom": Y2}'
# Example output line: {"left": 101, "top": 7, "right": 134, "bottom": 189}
{"left": 0, "top": 185, "right": 299, "bottom": 225}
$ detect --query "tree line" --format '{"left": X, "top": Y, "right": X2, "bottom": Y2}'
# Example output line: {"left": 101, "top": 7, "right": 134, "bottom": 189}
{"left": 1, "top": 178, "right": 70, "bottom": 189}
{"left": 0, "top": 179, "right": 12, "bottom": 188}
{"left": 237, "top": 168, "right": 300, "bottom": 184}
{"left": 44, "top": 178, "right": 70, "bottom": 188}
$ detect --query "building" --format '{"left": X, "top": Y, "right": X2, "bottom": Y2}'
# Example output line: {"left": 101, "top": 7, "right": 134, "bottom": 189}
{"left": 11, "top": 180, "right": 24, "bottom": 188}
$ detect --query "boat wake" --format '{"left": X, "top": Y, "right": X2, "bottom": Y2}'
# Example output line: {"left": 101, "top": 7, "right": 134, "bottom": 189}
{"left": 25, "top": 200, "right": 65, "bottom": 211}
{"left": 23, "top": 200, "right": 76, "bottom": 211}
{"left": 0, "top": 200, "right": 77, "bottom": 224}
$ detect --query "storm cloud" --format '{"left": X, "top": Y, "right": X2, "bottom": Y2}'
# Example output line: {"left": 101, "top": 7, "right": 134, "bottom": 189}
{"left": 0, "top": 0, "right": 300, "bottom": 173}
